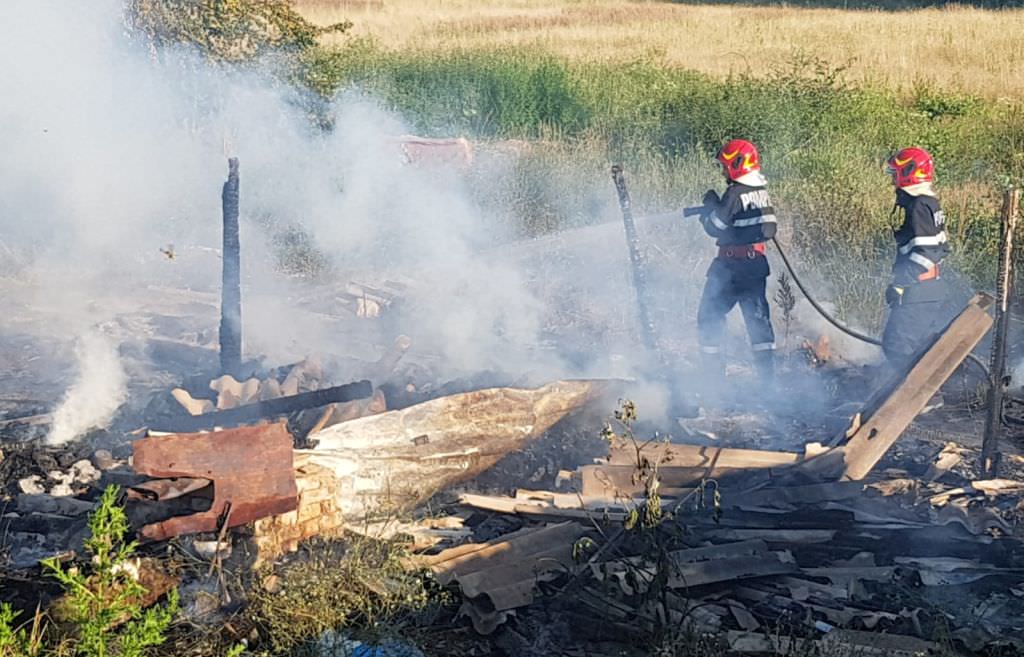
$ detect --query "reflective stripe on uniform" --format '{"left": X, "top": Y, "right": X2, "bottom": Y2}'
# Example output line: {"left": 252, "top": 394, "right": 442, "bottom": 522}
{"left": 709, "top": 215, "right": 729, "bottom": 231}
{"left": 751, "top": 342, "right": 776, "bottom": 352}
{"left": 733, "top": 213, "right": 778, "bottom": 228}
{"left": 898, "top": 232, "right": 947, "bottom": 254}
{"left": 908, "top": 252, "right": 936, "bottom": 269}
{"left": 700, "top": 345, "right": 721, "bottom": 354}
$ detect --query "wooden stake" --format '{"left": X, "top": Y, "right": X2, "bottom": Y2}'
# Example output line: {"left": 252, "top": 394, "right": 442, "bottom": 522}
{"left": 981, "top": 188, "right": 1020, "bottom": 476}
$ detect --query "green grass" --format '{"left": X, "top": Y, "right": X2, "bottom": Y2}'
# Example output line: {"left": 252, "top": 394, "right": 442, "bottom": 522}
{"left": 293, "top": 41, "right": 1021, "bottom": 326}
{"left": 665, "top": 0, "right": 1020, "bottom": 7}
{"left": 131, "top": 2, "right": 1022, "bottom": 329}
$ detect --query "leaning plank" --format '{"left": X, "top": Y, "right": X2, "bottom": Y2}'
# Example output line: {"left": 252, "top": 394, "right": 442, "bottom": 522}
{"left": 799, "top": 294, "right": 993, "bottom": 482}
{"left": 302, "top": 381, "right": 605, "bottom": 518}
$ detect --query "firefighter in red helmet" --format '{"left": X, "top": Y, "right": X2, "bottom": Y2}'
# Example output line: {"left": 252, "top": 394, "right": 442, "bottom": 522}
{"left": 696, "top": 139, "right": 778, "bottom": 384}
{"left": 881, "top": 147, "right": 954, "bottom": 365}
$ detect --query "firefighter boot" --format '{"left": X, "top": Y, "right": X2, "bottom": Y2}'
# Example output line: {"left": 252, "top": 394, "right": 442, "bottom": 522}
{"left": 701, "top": 351, "right": 725, "bottom": 380}
{"left": 699, "top": 351, "right": 727, "bottom": 409}
{"left": 753, "top": 349, "right": 775, "bottom": 385}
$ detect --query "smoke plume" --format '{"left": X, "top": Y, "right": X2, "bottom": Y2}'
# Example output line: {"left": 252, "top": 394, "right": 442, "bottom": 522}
{"left": 47, "top": 332, "right": 128, "bottom": 445}
{"left": 0, "top": 0, "right": 872, "bottom": 446}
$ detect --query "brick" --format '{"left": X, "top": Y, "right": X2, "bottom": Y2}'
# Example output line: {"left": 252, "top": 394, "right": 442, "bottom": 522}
{"left": 278, "top": 510, "right": 299, "bottom": 526}
{"left": 297, "top": 501, "right": 322, "bottom": 523}
{"left": 254, "top": 534, "right": 279, "bottom": 553}
{"left": 300, "top": 517, "right": 321, "bottom": 539}
{"left": 295, "top": 476, "right": 321, "bottom": 493}
{"left": 253, "top": 517, "right": 276, "bottom": 534}
{"left": 299, "top": 486, "right": 335, "bottom": 504}
{"left": 319, "top": 516, "right": 342, "bottom": 534}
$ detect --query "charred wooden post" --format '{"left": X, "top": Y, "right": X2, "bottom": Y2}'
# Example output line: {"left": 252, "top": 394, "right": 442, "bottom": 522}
{"left": 611, "top": 165, "right": 657, "bottom": 354}
{"left": 219, "top": 157, "right": 242, "bottom": 375}
{"left": 982, "top": 188, "right": 1020, "bottom": 476}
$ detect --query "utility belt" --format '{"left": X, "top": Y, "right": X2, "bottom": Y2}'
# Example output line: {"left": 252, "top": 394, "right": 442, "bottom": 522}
{"left": 717, "top": 243, "right": 766, "bottom": 260}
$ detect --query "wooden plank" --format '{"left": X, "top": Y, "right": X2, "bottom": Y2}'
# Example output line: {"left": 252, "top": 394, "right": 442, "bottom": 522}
{"left": 738, "top": 481, "right": 865, "bottom": 507}
{"left": 606, "top": 443, "right": 801, "bottom": 468}
{"left": 458, "top": 493, "right": 630, "bottom": 522}
{"left": 579, "top": 464, "right": 767, "bottom": 497}
{"left": 800, "top": 295, "right": 993, "bottom": 482}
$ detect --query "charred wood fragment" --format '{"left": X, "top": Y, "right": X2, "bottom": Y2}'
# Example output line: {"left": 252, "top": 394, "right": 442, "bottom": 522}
{"left": 157, "top": 379, "right": 373, "bottom": 433}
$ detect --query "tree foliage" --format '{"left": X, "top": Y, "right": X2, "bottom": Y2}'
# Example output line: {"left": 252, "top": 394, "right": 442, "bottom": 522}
{"left": 125, "top": 0, "right": 350, "bottom": 63}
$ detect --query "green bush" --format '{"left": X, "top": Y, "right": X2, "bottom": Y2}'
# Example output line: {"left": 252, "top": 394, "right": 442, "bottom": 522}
{"left": 42, "top": 486, "right": 179, "bottom": 657}
{"left": 0, "top": 486, "right": 179, "bottom": 657}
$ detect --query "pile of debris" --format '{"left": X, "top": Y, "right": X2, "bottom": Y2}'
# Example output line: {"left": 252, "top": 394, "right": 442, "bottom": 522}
{"left": 4, "top": 292, "right": 1024, "bottom": 655}
{"left": 0, "top": 442, "right": 128, "bottom": 569}
{"left": 391, "top": 294, "right": 1024, "bottom": 654}
{"left": 435, "top": 467, "right": 1024, "bottom": 653}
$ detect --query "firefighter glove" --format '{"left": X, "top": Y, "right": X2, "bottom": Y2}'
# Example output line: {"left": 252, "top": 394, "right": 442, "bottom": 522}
{"left": 702, "top": 189, "right": 720, "bottom": 208}
{"left": 885, "top": 284, "right": 905, "bottom": 307}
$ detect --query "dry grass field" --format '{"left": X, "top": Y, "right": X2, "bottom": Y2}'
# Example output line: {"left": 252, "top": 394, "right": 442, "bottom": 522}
{"left": 295, "top": 0, "right": 1024, "bottom": 97}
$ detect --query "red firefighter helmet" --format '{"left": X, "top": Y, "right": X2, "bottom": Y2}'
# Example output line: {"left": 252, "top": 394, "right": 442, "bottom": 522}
{"left": 887, "top": 147, "right": 934, "bottom": 188}
{"left": 716, "top": 139, "right": 761, "bottom": 181}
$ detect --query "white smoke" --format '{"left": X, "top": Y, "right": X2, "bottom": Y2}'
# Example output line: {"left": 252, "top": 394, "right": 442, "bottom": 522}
{"left": 0, "top": 0, "right": 571, "bottom": 394}
{"left": 47, "top": 331, "right": 128, "bottom": 446}
{"left": 0, "top": 0, "right": 870, "bottom": 447}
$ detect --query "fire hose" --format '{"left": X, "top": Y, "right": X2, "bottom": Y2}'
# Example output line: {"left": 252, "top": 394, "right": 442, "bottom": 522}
{"left": 677, "top": 205, "right": 883, "bottom": 346}
{"left": 768, "top": 235, "right": 882, "bottom": 346}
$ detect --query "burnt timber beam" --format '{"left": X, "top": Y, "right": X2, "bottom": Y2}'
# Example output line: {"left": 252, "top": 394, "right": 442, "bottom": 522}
{"left": 157, "top": 379, "right": 372, "bottom": 433}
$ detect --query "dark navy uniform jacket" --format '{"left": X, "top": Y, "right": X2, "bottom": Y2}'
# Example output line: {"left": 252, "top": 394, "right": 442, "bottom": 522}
{"left": 700, "top": 182, "right": 778, "bottom": 247}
